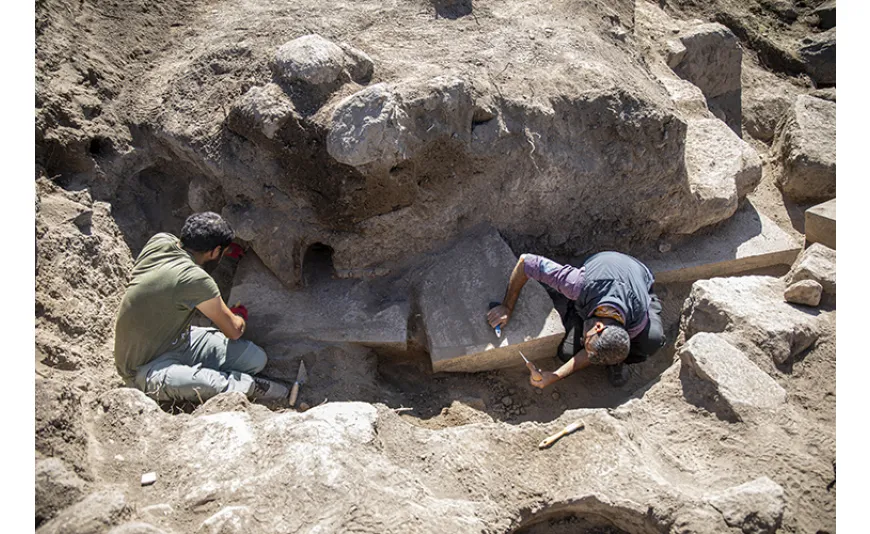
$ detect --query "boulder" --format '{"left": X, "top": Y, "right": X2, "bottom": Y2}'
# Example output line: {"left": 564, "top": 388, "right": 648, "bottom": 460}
{"left": 670, "top": 506, "right": 732, "bottom": 534}
{"left": 784, "top": 280, "right": 823, "bottom": 307}
{"left": 226, "top": 83, "right": 299, "bottom": 142}
{"left": 786, "top": 243, "right": 836, "bottom": 297}
{"left": 36, "top": 458, "right": 89, "bottom": 525}
{"left": 773, "top": 95, "right": 836, "bottom": 203}
{"left": 668, "top": 23, "right": 743, "bottom": 134}
{"left": 679, "top": 333, "right": 787, "bottom": 419}
{"left": 682, "top": 118, "right": 761, "bottom": 231}
{"left": 804, "top": 198, "right": 836, "bottom": 249}
{"left": 707, "top": 477, "right": 785, "bottom": 534}
{"left": 36, "top": 489, "right": 132, "bottom": 534}
{"left": 326, "top": 76, "right": 474, "bottom": 171}
{"left": 797, "top": 28, "right": 835, "bottom": 87}
{"left": 271, "top": 34, "right": 373, "bottom": 88}
{"left": 681, "top": 276, "right": 821, "bottom": 364}
{"left": 414, "top": 227, "right": 565, "bottom": 373}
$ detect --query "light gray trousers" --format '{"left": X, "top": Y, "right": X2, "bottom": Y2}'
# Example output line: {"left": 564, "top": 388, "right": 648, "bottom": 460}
{"left": 134, "top": 326, "right": 267, "bottom": 403}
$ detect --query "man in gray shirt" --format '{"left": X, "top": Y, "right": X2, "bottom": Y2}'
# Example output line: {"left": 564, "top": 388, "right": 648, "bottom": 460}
{"left": 487, "top": 251, "right": 665, "bottom": 387}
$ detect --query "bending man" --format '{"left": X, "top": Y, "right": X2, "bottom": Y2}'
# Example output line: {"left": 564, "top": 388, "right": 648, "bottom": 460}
{"left": 113, "top": 212, "right": 288, "bottom": 403}
{"left": 487, "top": 251, "right": 665, "bottom": 388}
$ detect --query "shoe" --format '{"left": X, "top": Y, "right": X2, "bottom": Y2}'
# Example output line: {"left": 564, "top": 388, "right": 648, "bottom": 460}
{"left": 606, "top": 363, "right": 629, "bottom": 387}
{"left": 251, "top": 377, "right": 290, "bottom": 402}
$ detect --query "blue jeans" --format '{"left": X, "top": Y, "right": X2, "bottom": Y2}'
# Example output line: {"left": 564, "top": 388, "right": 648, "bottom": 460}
{"left": 134, "top": 327, "right": 267, "bottom": 402}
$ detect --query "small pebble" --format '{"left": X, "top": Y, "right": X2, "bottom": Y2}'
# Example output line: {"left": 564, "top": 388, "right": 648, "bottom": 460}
{"left": 551, "top": 392, "right": 561, "bottom": 401}
{"left": 298, "top": 402, "right": 310, "bottom": 412}
{"left": 560, "top": 404, "right": 568, "bottom": 410}
{"left": 141, "top": 472, "right": 157, "bottom": 486}
{"left": 535, "top": 389, "right": 542, "bottom": 395}
{"left": 114, "top": 455, "right": 124, "bottom": 462}
{"left": 502, "top": 396, "right": 513, "bottom": 407}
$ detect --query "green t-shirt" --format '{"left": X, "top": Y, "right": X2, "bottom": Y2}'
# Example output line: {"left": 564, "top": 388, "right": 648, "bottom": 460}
{"left": 113, "top": 233, "right": 220, "bottom": 380}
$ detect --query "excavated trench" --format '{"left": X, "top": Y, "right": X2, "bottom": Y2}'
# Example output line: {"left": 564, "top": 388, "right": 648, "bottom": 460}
{"left": 153, "top": 224, "right": 692, "bottom": 426}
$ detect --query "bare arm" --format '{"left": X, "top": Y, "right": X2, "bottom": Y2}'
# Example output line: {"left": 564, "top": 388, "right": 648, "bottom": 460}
{"left": 487, "top": 255, "right": 529, "bottom": 328}
{"left": 196, "top": 296, "right": 246, "bottom": 340}
{"left": 530, "top": 349, "right": 593, "bottom": 389}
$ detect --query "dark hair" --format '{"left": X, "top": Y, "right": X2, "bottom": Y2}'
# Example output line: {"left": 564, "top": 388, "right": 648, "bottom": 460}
{"left": 180, "top": 212, "right": 234, "bottom": 252}
{"left": 583, "top": 318, "right": 630, "bottom": 365}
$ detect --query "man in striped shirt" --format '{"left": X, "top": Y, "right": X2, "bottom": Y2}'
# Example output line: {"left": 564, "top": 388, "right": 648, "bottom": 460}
{"left": 487, "top": 251, "right": 665, "bottom": 387}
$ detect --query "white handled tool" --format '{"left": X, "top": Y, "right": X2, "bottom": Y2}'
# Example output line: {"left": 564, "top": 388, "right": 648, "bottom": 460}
{"left": 538, "top": 420, "right": 585, "bottom": 449}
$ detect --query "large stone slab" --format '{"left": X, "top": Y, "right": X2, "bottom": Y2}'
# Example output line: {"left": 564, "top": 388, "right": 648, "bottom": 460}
{"left": 228, "top": 253, "right": 409, "bottom": 352}
{"left": 645, "top": 203, "right": 801, "bottom": 283}
{"left": 679, "top": 333, "right": 787, "bottom": 418}
{"left": 681, "top": 276, "right": 822, "bottom": 365}
{"left": 773, "top": 95, "right": 836, "bottom": 203}
{"left": 416, "top": 228, "right": 564, "bottom": 373}
{"left": 805, "top": 198, "right": 836, "bottom": 249}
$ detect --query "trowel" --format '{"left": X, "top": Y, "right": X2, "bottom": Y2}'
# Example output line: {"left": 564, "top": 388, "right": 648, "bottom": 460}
{"left": 289, "top": 360, "right": 307, "bottom": 407}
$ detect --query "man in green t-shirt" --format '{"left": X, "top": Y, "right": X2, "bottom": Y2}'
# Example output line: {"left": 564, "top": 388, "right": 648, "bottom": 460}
{"left": 114, "top": 212, "right": 289, "bottom": 403}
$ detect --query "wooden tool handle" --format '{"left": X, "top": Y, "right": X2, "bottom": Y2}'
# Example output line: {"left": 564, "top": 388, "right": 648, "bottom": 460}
{"left": 289, "top": 382, "right": 299, "bottom": 407}
{"left": 538, "top": 420, "right": 585, "bottom": 449}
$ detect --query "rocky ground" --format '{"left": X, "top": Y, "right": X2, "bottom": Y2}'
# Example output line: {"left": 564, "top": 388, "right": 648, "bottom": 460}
{"left": 34, "top": 0, "right": 837, "bottom": 532}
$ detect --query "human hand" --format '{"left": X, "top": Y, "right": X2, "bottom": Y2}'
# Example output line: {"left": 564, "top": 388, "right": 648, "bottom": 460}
{"left": 487, "top": 304, "right": 512, "bottom": 328}
{"left": 530, "top": 369, "right": 560, "bottom": 389}
{"left": 229, "top": 303, "right": 248, "bottom": 321}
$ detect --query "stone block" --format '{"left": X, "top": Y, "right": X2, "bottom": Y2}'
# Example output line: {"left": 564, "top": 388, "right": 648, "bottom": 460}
{"left": 644, "top": 202, "right": 801, "bottom": 283}
{"left": 682, "top": 117, "right": 762, "bottom": 233}
{"left": 228, "top": 253, "right": 409, "bottom": 353}
{"left": 271, "top": 34, "right": 371, "bottom": 87}
{"left": 805, "top": 198, "right": 836, "bottom": 249}
{"left": 681, "top": 276, "right": 821, "bottom": 364}
{"left": 679, "top": 333, "right": 787, "bottom": 418}
{"left": 774, "top": 95, "right": 836, "bottom": 203}
{"left": 416, "top": 227, "right": 565, "bottom": 373}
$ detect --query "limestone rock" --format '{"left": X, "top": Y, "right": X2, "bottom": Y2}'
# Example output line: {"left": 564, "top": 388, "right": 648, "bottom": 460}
{"left": 199, "top": 506, "right": 252, "bottom": 534}
{"left": 36, "top": 458, "right": 89, "bottom": 525}
{"left": 786, "top": 243, "right": 836, "bottom": 297}
{"left": 681, "top": 276, "right": 821, "bottom": 364}
{"left": 707, "top": 477, "right": 785, "bottom": 534}
{"left": 784, "top": 280, "right": 823, "bottom": 307}
{"left": 773, "top": 95, "right": 836, "bottom": 202}
{"left": 668, "top": 23, "right": 742, "bottom": 134}
{"left": 415, "top": 227, "right": 565, "bottom": 372}
{"left": 271, "top": 34, "right": 372, "bottom": 88}
{"left": 679, "top": 333, "right": 787, "bottom": 419}
{"left": 227, "top": 83, "right": 299, "bottom": 142}
{"left": 682, "top": 118, "right": 761, "bottom": 232}
{"left": 797, "top": 28, "right": 835, "bottom": 87}
{"left": 108, "top": 523, "right": 168, "bottom": 534}
{"left": 741, "top": 63, "right": 799, "bottom": 143}
{"left": 805, "top": 198, "right": 836, "bottom": 249}
{"left": 326, "top": 76, "right": 473, "bottom": 171}
{"left": 36, "top": 489, "right": 132, "bottom": 534}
